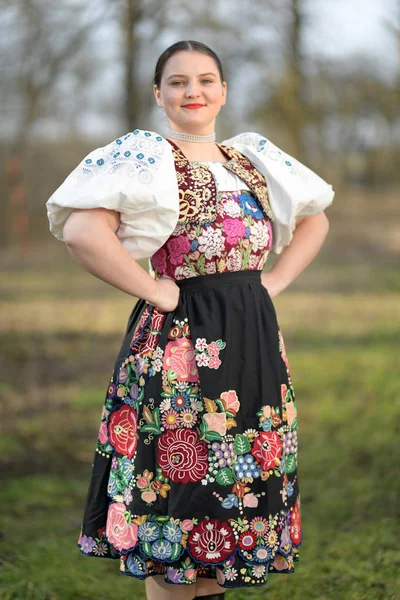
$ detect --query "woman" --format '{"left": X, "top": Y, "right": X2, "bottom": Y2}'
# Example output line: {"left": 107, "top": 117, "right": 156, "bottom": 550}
{"left": 46, "top": 40, "right": 334, "bottom": 600}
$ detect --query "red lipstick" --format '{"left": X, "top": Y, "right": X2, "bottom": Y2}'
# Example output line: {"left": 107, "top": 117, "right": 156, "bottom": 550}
{"left": 182, "top": 104, "right": 205, "bottom": 109}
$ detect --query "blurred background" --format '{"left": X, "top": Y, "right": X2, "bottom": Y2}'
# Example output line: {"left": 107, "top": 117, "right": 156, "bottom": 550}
{"left": 0, "top": 0, "right": 399, "bottom": 599}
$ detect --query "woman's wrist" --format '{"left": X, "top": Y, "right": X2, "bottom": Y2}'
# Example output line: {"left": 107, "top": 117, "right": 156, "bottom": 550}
{"left": 261, "top": 271, "right": 288, "bottom": 297}
{"left": 144, "top": 278, "right": 160, "bottom": 305}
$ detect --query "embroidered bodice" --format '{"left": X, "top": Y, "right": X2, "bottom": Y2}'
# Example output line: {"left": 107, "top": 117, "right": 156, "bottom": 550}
{"left": 150, "top": 141, "right": 273, "bottom": 281}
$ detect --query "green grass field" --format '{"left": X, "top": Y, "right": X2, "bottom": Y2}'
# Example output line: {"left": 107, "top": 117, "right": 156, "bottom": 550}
{"left": 1, "top": 258, "right": 399, "bottom": 600}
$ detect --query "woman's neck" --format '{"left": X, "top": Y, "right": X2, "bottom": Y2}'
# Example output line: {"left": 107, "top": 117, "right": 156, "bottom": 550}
{"left": 167, "top": 139, "right": 229, "bottom": 163}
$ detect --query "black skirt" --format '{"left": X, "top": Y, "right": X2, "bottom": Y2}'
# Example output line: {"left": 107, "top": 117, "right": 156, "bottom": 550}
{"left": 77, "top": 269, "right": 302, "bottom": 589}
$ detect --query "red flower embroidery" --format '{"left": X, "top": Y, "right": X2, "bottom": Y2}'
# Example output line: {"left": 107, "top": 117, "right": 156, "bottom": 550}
{"left": 251, "top": 431, "right": 283, "bottom": 471}
{"left": 134, "top": 308, "right": 166, "bottom": 355}
{"left": 238, "top": 531, "right": 257, "bottom": 551}
{"left": 188, "top": 518, "right": 235, "bottom": 564}
{"left": 157, "top": 428, "right": 208, "bottom": 483}
{"left": 290, "top": 499, "right": 302, "bottom": 545}
{"left": 108, "top": 405, "right": 138, "bottom": 459}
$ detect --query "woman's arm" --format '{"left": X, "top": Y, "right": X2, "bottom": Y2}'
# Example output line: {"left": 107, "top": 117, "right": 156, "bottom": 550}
{"left": 62, "top": 208, "right": 165, "bottom": 305}
{"left": 261, "top": 211, "right": 330, "bottom": 297}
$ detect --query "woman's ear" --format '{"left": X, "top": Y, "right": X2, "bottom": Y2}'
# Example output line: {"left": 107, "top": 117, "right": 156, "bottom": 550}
{"left": 221, "top": 81, "right": 227, "bottom": 106}
{"left": 153, "top": 85, "right": 163, "bottom": 108}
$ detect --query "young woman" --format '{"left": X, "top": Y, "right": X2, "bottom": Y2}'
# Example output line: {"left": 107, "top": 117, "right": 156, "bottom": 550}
{"left": 47, "top": 40, "right": 334, "bottom": 600}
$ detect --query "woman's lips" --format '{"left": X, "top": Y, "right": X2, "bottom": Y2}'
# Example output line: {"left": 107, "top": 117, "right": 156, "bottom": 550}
{"left": 182, "top": 104, "right": 205, "bottom": 109}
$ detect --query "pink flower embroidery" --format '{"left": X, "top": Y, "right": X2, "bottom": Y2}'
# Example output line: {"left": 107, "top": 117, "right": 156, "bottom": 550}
{"left": 203, "top": 412, "right": 227, "bottom": 436}
{"left": 243, "top": 493, "right": 258, "bottom": 508}
{"left": 286, "top": 402, "right": 297, "bottom": 427}
{"left": 262, "top": 405, "right": 271, "bottom": 419}
{"left": 185, "top": 568, "right": 197, "bottom": 581}
{"left": 137, "top": 476, "right": 150, "bottom": 489}
{"left": 106, "top": 502, "right": 138, "bottom": 552}
{"left": 163, "top": 338, "right": 198, "bottom": 382}
{"left": 207, "top": 341, "right": 220, "bottom": 356}
{"left": 182, "top": 519, "right": 194, "bottom": 531}
{"left": 151, "top": 247, "right": 167, "bottom": 274}
{"left": 222, "top": 218, "right": 246, "bottom": 245}
{"left": 141, "top": 491, "right": 157, "bottom": 504}
{"left": 98, "top": 420, "right": 108, "bottom": 444}
{"left": 220, "top": 390, "right": 240, "bottom": 416}
{"left": 281, "top": 384, "right": 288, "bottom": 404}
{"left": 208, "top": 356, "right": 222, "bottom": 369}
{"left": 167, "top": 234, "right": 191, "bottom": 265}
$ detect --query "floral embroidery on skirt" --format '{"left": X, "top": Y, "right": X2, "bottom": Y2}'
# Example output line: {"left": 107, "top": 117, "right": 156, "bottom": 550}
{"left": 77, "top": 269, "right": 302, "bottom": 589}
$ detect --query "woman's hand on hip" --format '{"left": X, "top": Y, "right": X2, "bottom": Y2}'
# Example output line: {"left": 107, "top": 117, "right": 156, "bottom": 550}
{"left": 261, "top": 272, "right": 286, "bottom": 298}
{"left": 152, "top": 277, "right": 181, "bottom": 312}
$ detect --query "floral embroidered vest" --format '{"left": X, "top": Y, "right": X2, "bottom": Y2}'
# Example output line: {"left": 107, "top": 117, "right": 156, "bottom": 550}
{"left": 150, "top": 140, "right": 274, "bottom": 280}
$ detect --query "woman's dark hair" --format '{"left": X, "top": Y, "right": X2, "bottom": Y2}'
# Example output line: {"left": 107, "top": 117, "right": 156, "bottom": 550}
{"left": 153, "top": 40, "right": 225, "bottom": 88}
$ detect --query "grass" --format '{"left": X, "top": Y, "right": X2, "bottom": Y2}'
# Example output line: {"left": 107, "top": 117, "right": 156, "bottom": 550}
{"left": 1, "top": 258, "right": 399, "bottom": 599}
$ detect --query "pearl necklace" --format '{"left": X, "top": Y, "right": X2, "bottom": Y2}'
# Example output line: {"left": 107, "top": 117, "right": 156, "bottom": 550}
{"left": 167, "top": 128, "right": 216, "bottom": 143}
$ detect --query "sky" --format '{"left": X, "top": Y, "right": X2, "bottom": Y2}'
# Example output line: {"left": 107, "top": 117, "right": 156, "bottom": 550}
{"left": 304, "top": 0, "right": 398, "bottom": 79}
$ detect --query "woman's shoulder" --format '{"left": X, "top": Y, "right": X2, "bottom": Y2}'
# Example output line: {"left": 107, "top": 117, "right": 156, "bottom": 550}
{"left": 122, "top": 128, "right": 168, "bottom": 144}
{"left": 222, "top": 131, "right": 318, "bottom": 179}
{"left": 221, "top": 131, "right": 268, "bottom": 151}
{"left": 92, "top": 128, "right": 171, "bottom": 160}
{"left": 62, "top": 128, "right": 174, "bottom": 184}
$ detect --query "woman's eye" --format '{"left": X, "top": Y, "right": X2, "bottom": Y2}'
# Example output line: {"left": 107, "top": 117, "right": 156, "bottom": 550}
{"left": 171, "top": 81, "right": 184, "bottom": 86}
{"left": 202, "top": 79, "right": 213, "bottom": 84}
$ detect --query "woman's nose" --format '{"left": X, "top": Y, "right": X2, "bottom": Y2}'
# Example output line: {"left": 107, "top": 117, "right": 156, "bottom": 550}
{"left": 185, "top": 82, "right": 201, "bottom": 97}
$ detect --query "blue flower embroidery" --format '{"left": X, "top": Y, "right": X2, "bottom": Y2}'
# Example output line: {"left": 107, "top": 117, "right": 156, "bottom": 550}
{"left": 171, "top": 392, "right": 190, "bottom": 412}
{"left": 162, "top": 522, "right": 182, "bottom": 543}
{"left": 237, "top": 192, "right": 264, "bottom": 220}
{"left": 126, "top": 553, "right": 146, "bottom": 576}
{"left": 138, "top": 522, "right": 160, "bottom": 542}
{"left": 151, "top": 539, "right": 173, "bottom": 560}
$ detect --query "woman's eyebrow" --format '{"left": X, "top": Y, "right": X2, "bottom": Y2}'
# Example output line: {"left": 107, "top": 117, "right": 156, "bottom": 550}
{"left": 166, "top": 72, "right": 217, "bottom": 80}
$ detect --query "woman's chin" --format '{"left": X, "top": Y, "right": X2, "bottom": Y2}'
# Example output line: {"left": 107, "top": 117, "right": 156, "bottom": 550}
{"left": 170, "top": 115, "right": 214, "bottom": 132}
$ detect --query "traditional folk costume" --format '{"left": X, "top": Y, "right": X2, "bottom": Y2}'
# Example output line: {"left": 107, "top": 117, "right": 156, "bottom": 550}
{"left": 46, "top": 129, "right": 334, "bottom": 589}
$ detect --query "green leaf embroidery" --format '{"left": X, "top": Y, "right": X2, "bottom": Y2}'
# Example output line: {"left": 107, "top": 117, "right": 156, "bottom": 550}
{"left": 170, "top": 542, "right": 182, "bottom": 561}
{"left": 140, "top": 423, "right": 161, "bottom": 435}
{"left": 198, "top": 418, "right": 207, "bottom": 440}
{"left": 167, "top": 369, "right": 178, "bottom": 382}
{"left": 285, "top": 454, "right": 297, "bottom": 473}
{"left": 215, "top": 398, "right": 225, "bottom": 412}
{"left": 204, "top": 430, "right": 223, "bottom": 442}
{"left": 285, "top": 389, "right": 292, "bottom": 403}
{"left": 215, "top": 467, "right": 235, "bottom": 486}
{"left": 142, "top": 541, "right": 152, "bottom": 557}
{"left": 153, "top": 408, "right": 161, "bottom": 429}
{"left": 234, "top": 434, "right": 251, "bottom": 455}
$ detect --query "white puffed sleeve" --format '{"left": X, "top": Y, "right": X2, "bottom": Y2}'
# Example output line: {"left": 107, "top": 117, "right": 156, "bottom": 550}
{"left": 46, "top": 129, "right": 180, "bottom": 260}
{"left": 222, "top": 132, "right": 335, "bottom": 254}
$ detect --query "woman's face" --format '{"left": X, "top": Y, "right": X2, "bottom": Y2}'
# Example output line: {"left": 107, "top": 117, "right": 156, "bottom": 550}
{"left": 153, "top": 51, "right": 227, "bottom": 134}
